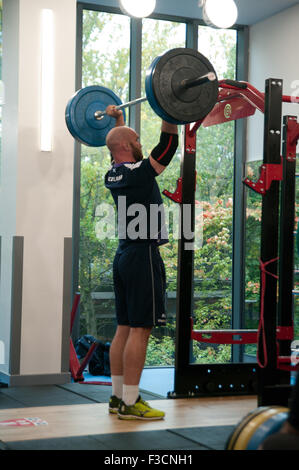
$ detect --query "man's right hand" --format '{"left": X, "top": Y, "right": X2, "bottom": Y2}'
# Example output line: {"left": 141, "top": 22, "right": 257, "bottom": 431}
{"left": 106, "top": 105, "right": 125, "bottom": 127}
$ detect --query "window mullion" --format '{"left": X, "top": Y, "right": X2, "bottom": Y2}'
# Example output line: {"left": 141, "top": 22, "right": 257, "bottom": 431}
{"left": 129, "top": 17, "right": 142, "bottom": 134}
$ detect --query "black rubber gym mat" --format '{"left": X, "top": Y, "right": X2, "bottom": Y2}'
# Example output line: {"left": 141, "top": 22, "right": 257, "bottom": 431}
{"left": 0, "top": 384, "right": 164, "bottom": 409}
{"left": 0, "top": 385, "right": 96, "bottom": 407}
{"left": 5, "top": 429, "right": 208, "bottom": 451}
{"left": 60, "top": 383, "right": 163, "bottom": 402}
{"left": 168, "top": 425, "right": 235, "bottom": 450}
{"left": 0, "top": 393, "right": 26, "bottom": 410}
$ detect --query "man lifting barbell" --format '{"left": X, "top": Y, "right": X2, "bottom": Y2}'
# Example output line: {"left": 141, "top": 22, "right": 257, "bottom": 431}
{"left": 65, "top": 47, "right": 219, "bottom": 420}
{"left": 105, "top": 104, "right": 178, "bottom": 420}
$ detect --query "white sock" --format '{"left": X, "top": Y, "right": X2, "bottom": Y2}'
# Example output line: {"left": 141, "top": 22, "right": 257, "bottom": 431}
{"left": 111, "top": 375, "right": 123, "bottom": 399}
{"left": 122, "top": 384, "right": 139, "bottom": 406}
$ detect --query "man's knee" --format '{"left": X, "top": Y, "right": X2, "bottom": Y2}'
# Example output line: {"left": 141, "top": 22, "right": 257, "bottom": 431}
{"left": 129, "top": 326, "right": 152, "bottom": 339}
{"left": 113, "top": 325, "right": 130, "bottom": 341}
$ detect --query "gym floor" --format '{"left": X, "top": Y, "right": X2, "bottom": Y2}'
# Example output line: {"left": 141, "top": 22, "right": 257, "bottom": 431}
{"left": 0, "top": 382, "right": 257, "bottom": 451}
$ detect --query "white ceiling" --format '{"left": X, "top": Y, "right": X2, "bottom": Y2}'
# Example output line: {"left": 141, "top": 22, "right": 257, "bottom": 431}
{"left": 234, "top": 0, "right": 299, "bottom": 25}
{"left": 84, "top": 1, "right": 299, "bottom": 26}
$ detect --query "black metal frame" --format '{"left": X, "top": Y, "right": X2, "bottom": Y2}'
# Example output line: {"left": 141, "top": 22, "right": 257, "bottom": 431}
{"left": 171, "top": 126, "right": 257, "bottom": 399}
{"left": 257, "top": 111, "right": 297, "bottom": 407}
{"left": 171, "top": 79, "right": 298, "bottom": 405}
{"left": 256, "top": 79, "right": 287, "bottom": 405}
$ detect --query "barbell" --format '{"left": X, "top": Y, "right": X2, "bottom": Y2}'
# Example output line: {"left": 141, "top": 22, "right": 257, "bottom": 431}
{"left": 65, "top": 47, "right": 219, "bottom": 147}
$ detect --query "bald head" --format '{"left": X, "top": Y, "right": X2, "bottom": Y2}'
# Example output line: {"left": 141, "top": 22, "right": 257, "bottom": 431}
{"left": 106, "top": 126, "right": 136, "bottom": 152}
{"left": 106, "top": 126, "right": 143, "bottom": 163}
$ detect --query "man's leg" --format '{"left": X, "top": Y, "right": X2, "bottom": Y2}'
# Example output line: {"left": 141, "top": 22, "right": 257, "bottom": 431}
{"left": 117, "top": 325, "right": 165, "bottom": 420}
{"left": 109, "top": 325, "right": 130, "bottom": 411}
{"left": 110, "top": 325, "right": 131, "bottom": 376}
{"left": 122, "top": 327, "right": 152, "bottom": 405}
{"left": 115, "top": 245, "right": 165, "bottom": 419}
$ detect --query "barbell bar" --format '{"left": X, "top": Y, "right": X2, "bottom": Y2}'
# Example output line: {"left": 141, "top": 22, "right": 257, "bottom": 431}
{"left": 181, "top": 71, "right": 216, "bottom": 89}
{"left": 94, "top": 96, "right": 148, "bottom": 120}
{"left": 93, "top": 71, "right": 217, "bottom": 121}
{"left": 65, "top": 48, "right": 219, "bottom": 147}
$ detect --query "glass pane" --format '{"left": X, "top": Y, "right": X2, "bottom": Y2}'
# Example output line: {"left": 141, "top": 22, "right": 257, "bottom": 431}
{"left": 243, "top": 160, "right": 262, "bottom": 360}
{"left": 192, "top": 27, "right": 237, "bottom": 364}
{"left": 141, "top": 18, "right": 186, "bottom": 366}
{"left": 80, "top": 11, "right": 130, "bottom": 341}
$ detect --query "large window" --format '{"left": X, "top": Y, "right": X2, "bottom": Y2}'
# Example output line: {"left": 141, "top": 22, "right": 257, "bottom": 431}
{"left": 79, "top": 11, "right": 130, "bottom": 339}
{"left": 192, "top": 27, "right": 237, "bottom": 364}
{"left": 243, "top": 159, "right": 262, "bottom": 359}
{"left": 140, "top": 18, "right": 186, "bottom": 365}
{"left": 78, "top": 7, "right": 238, "bottom": 368}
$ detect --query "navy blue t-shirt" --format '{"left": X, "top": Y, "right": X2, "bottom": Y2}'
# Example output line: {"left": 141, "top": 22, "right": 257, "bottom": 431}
{"left": 105, "top": 158, "right": 168, "bottom": 250}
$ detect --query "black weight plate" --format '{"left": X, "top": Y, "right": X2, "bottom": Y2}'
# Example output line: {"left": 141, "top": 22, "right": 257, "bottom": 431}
{"left": 151, "top": 48, "right": 218, "bottom": 123}
{"left": 146, "top": 55, "right": 187, "bottom": 124}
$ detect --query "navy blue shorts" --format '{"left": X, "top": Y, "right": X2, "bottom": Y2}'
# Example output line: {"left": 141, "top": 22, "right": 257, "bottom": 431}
{"left": 113, "top": 243, "right": 167, "bottom": 328}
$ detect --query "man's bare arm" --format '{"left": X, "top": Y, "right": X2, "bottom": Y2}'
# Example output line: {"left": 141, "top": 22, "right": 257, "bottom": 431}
{"left": 161, "top": 121, "right": 178, "bottom": 135}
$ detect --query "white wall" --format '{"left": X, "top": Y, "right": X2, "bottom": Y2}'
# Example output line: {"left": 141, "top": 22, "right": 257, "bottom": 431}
{"left": 0, "top": 0, "right": 77, "bottom": 381}
{"left": 247, "top": 4, "right": 299, "bottom": 161}
{"left": 17, "top": 0, "right": 76, "bottom": 375}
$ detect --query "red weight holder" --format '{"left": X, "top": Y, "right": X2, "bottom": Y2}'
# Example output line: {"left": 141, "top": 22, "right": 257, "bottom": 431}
{"left": 185, "top": 122, "right": 197, "bottom": 154}
{"left": 69, "top": 293, "right": 111, "bottom": 386}
{"left": 277, "top": 356, "right": 299, "bottom": 372}
{"left": 163, "top": 174, "right": 197, "bottom": 204}
{"left": 189, "top": 81, "right": 299, "bottom": 140}
{"left": 191, "top": 328, "right": 258, "bottom": 345}
{"left": 286, "top": 116, "right": 299, "bottom": 151}
{"left": 163, "top": 177, "right": 183, "bottom": 204}
{"left": 276, "top": 325, "right": 297, "bottom": 371}
{"left": 191, "top": 318, "right": 294, "bottom": 347}
{"left": 243, "top": 160, "right": 283, "bottom": 195}
{"left": 276, "top": 327, "right": 296, "bottom": 371}
{"left": 276, "top": 326, "right": 294, "bottom": 341}
{"left": 190, "top": 318, "right": 257, "bottom": 345}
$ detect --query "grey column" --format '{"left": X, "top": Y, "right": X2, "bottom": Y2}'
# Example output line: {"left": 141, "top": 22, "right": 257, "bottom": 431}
{"left": 9, "top": 236, "right": 24, "bottom": 375}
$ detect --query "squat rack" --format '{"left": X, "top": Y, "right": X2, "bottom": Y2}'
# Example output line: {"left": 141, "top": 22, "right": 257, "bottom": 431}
{"left": 166, "top": 77, "right": 299, "bottom": 406}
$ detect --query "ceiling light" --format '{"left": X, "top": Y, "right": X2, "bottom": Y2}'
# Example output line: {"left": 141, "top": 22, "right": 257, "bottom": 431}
{"left": 202, "top": 0, "right": 238, "bottom": 29}
{"left": 119, "top": 0, "right": 156, "bottom": 18}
